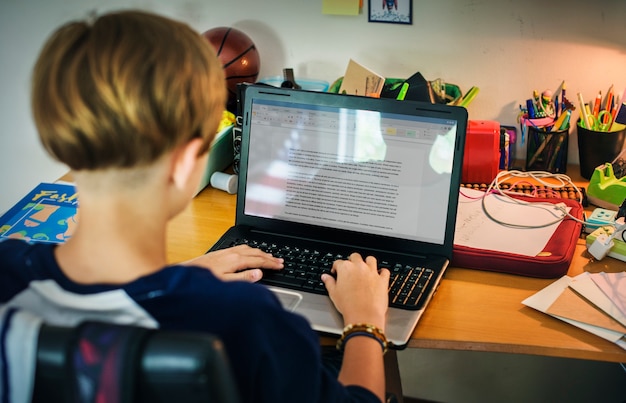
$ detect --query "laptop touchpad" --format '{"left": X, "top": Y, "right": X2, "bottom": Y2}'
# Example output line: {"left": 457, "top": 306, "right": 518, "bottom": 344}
{"left": 269, "top": 288, "right": 303, "bottom": 311}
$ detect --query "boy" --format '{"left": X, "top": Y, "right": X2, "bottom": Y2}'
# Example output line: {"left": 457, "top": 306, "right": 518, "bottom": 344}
{"left": 0, "top": 9, "right": 391, "bottom": 403}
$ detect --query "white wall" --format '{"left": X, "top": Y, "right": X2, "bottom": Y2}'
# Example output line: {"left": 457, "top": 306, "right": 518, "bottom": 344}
{"left": 1, "top": 0, "right": 625, "bottom": 213}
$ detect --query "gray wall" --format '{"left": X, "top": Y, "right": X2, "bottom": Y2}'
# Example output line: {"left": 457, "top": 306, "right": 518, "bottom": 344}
{"left": 1, "top": 0, "right": 625, "bottom": 212}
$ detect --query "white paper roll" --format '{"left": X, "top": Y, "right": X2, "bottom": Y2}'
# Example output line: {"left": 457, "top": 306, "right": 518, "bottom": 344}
{"left": 210, "top": 172, "right": 238, "bottom": 194}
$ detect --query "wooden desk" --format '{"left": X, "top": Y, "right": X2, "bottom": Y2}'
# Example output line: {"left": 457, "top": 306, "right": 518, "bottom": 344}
{"left": 166, "top": 172, "right": 626, "bottom": 364}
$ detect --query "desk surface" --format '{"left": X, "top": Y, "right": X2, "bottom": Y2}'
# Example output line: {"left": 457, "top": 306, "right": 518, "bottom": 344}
{"left": 166, "top": 169, "right": 626, "bottom": 363}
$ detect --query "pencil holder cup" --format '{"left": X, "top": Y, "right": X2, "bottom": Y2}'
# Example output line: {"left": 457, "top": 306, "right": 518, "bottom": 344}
{"left": 577, "top": 121, "right": 626, "bottom": 180}
{"left": 525, "top": 126, "right": 568, "bottom": 173}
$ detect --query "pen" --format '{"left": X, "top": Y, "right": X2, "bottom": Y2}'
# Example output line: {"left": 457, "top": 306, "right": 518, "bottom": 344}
{"left": 605, "top": 85, "right": 614, "bottom": 125}
{"left": 613, "top": 90, "right": 626, "bottom": 128}
{"left": 459, "top": 86, "right": 479, "bottom": 108}
{"left": 527, "top": 99, "right": 536, "bottom": 119}
{"left": 606, "top": 85, "right": 614, "bottom": 110}
{"left": 561, "top": 81, "right": 566, "bottom": 114}
{"left": 555, "top": 80, "right": 565, "bottom": 119}
{"left": 396, "top": 82, "right": 409, "bottom": 100}
{"left": 593, "top": 91, "right": 602, "bottom": 117}
{"left": 611, "top": 94, "right": 620, "bottom": 122}
{"left": 559, "top": 110, "right": 571, "bottom": 131}
{"left": 547, "top": 132, "right": 565, "bottom": 171}
{"left": 550, "top": 108, "right": 568, "bottom": 132}
{"left": 577, "top": 92, "right": 590, "bottom": 129}
{"left": 533, "top": 90, "right": 544, "bottom": 116}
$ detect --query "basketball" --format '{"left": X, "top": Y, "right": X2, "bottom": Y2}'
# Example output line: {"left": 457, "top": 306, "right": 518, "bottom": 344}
{"left": 202, "top": 27, "right": 261, "bottom": 111}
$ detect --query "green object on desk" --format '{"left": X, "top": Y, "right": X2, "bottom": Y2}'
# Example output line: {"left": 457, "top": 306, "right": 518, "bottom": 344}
{"left": 584, "top": 110, "right": 614, "bottom": 132}
{"left": 396, "top": 82, "right": 409, "bottom": 100}
{"left": 328, "top": 77, "right": 463, "bottom": 105}
{"left": 458, "top": 86, "right": 479, "bottom": 108}
{"left": 587, "top": 162, "right": 626, "bottom": 210}
{"left": 586, "top": 226, "right": 626, "bottom": 262}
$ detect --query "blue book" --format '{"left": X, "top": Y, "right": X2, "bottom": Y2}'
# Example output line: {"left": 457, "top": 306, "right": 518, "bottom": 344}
{"left": 0, "top": 182, "right": 78, "bottom": 244}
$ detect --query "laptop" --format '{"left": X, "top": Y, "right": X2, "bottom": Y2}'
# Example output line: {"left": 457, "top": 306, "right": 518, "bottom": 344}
{"left": 209, "top": 84, "right": 467, "bottom": 348}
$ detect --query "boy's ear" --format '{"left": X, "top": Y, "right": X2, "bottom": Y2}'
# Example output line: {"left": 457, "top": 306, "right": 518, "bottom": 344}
{"left": 170, "top": 138, "right": 204, "bottom": 189}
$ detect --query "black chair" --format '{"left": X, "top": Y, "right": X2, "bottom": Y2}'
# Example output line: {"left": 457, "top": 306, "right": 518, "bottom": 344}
{"left": 32, "top": 321, "right": 240, "bottom": 403}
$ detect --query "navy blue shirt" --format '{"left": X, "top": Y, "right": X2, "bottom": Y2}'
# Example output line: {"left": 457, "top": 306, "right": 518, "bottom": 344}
{"left": 0, "top": 239, "right": 379, "bottom": 403}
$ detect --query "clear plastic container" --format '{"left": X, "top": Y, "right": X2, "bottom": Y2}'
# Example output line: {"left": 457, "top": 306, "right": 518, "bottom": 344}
{"left": 257, "top": 76, "right": 330, "bottom": 92}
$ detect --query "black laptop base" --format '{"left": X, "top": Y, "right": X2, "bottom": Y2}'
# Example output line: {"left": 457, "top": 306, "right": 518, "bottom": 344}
{"left": 209, "top": 228, "right": 445, "bottom": 311}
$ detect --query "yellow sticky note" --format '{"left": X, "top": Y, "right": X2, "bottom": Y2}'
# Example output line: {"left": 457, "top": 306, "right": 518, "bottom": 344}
{"left": 322, "top": 0, "right": 360, "bottom": 15}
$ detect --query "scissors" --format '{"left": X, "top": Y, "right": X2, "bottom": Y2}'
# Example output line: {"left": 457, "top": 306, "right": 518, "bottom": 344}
{"left": 585, "top": 110, "right": 613, "bottom": 131}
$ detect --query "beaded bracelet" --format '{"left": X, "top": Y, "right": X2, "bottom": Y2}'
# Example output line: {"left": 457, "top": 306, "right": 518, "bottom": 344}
{"left": 336, "top": 323, "right": 388, "bottom": 354}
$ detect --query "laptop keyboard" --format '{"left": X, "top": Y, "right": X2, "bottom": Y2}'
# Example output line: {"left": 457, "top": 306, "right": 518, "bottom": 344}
{"left": 222, "top": 238, "right": 437, "bottom": 311}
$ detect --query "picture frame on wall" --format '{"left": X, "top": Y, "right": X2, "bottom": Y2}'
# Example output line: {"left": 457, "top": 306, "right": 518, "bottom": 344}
{"left": 368, "top": 0, "right": 412, "bottom": 25}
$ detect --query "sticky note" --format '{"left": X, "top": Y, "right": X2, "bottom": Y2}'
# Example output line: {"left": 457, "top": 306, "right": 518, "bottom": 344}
{"left": 322, "top": 0, "right": 360, "bottom": 15}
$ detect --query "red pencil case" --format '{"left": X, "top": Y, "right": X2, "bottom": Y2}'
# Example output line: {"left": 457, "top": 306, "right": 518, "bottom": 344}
{"left": 451, "top": 196, "right": 584, "bottom": 278}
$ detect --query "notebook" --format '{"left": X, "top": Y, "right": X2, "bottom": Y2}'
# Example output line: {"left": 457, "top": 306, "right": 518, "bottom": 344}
{"left": 209, "top": 84, "right": 467, "bottom": 348}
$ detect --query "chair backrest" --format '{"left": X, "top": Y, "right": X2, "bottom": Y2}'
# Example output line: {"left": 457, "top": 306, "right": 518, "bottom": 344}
{"left": 32, "top": 321, "right": 240, "bottom": 403}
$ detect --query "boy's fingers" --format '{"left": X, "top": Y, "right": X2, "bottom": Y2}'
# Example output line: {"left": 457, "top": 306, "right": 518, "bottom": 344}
{"left": 321, "top": 273, "right": 336, "bottom": 292}
{"left": 224, "top": 268, "right": 263, "bottom": 283}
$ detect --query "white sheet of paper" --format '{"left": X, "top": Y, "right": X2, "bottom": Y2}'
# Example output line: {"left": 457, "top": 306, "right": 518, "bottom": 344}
{"left": 590, "top": 272, "right": 626, "bottom": 318}
{"left": 522, "top": 275, "right": 626, "bottom": 348}
{"left": 569, "top": 272, "right": 626, "bottom": 327}
{"left": 454, "top": 188, "right": 569, "bottom": 256}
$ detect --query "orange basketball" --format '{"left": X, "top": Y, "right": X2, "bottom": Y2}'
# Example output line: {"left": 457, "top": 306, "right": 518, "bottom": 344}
{"left": 202, "top": 27, "right": 261, "bottom": 110}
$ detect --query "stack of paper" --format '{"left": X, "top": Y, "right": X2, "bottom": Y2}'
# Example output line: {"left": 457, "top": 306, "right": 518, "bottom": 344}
{"left": 338, "top": 59, "right": 385, "bottom": 98}
{"left": 522, "top": 272, "right": 626, "bottom": 350}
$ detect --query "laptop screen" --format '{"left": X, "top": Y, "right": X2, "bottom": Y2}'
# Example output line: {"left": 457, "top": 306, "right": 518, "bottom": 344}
{"left": 241, "top": 92, "right": 463, "bottom": 247}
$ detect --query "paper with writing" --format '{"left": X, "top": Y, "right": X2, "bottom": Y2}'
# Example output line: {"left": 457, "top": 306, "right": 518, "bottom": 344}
{"left": 455, "top": 188, "right": 569, "bottom": 256}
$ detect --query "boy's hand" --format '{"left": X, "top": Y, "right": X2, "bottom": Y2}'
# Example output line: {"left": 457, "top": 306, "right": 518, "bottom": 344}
{"left": 321, "top": 253, "right": 389, "bottom": 330}
{"left": 183, "top": 244, "right": 283, "bottom": 282}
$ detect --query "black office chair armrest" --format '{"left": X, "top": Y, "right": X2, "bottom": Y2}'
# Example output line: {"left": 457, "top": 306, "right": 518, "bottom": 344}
{"left": 33, "top": 324, "right": 72, "bottom": 402}
{"left": 137, "top": 331, "right": 240, "bottom": 403}
{"left": 33, "top": 322, "right": 240, "bottom": 403}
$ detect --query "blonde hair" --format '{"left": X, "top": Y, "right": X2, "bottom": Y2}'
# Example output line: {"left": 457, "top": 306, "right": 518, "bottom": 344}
{"left": 31, "top": 10, "right": 226, "bottom": 170}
